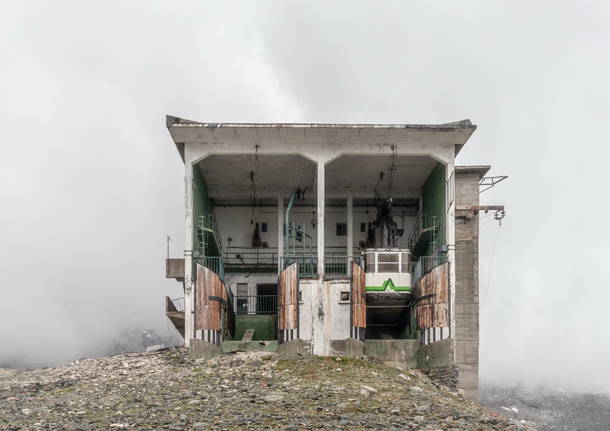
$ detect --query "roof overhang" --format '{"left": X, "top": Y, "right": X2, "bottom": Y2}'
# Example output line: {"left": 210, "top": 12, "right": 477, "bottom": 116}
{"left": 166, "top": 115, "right": 477, "bottom": 162}
{"left": 455, "top": 165, "right": 491, "bottom": 180}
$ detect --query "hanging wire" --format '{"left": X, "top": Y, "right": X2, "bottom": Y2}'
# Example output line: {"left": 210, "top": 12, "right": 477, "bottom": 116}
{"left": 248, "top": 144, "right": 260, "bottom": 223}
{"left": 249, "top": 170, "right": 256, "bottom": 224}
{"left": 481, "top": 222, "right": 503, "bottom": 304}
{"left": 387, "top": 145, "right": 397, "bottom": 198}
{"left": 373, "top": 172, "right": 384, "bottom": 199}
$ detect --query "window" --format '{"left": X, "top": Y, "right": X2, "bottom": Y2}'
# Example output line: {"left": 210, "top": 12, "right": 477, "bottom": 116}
{"left": 261, "top": 222, "right": 268, "bottom": 233}
{"left": 336, "top": 223, "right": 347, "bottom": 236}
{"left": 360, "top": 222, "right": 366, "bottom": 233}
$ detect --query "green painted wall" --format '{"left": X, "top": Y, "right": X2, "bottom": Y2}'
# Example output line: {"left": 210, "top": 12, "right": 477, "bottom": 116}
{"left": 235, "top": 315, "right": 277, "bottom": 341}
{"left": 420, "top": 162, "right": 447, "bottom": 257}
{"left": 192, "top": 165, "right": 219, "bottom": 257}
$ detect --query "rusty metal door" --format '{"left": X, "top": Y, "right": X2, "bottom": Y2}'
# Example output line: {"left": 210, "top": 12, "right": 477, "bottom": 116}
{"left": 195, "top": 264, "right": 232, "bottom": 345}
{"left": 351, "top": 261, "right": 366, "bottom": 341}
{"left": 278, "top": 262, "right": 299, "bottom": 343}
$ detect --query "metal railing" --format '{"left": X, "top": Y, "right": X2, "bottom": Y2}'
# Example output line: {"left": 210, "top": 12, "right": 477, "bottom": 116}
{"left": 324, "top": 255, "right": 363, "bottom": 278}
{"left": 197, "top": 214, "right": 224, "bottom": 258}
{"left": 219, "top": 245, "right": 363, "bottom": 270}
{"left": 167, "top": 296, "right": 185, "bottom": 313}
{"left": 282, "top": 256, "right": 318, "bottom": 278}
{"left": 408, "top": 210, "right": 440, "bottom": 252}
{"left": 224, "top": 246, "right": 278, "bottom": 267}
{"left": 195, "top": 256, "right": 225, "bottom": 280}
{"left": 234, "top": 295, "right": 278, "bottom": 315}
{"left": 412, "top": 254, "right": 448, "bottom": 285}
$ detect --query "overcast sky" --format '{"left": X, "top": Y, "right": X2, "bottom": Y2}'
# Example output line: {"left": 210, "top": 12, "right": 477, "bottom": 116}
{"left": 1, "top": 1, "right": 609, "bottom": 392}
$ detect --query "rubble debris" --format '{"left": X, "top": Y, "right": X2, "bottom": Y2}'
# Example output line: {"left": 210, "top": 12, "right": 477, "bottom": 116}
{"left": 0, "top": 348, "right": 536, "bottom": 430}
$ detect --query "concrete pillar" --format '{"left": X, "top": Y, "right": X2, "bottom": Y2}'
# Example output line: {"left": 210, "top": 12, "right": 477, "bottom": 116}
{"left": 277, "top": 196, "right": 284, "bottom": 274}
{"left": 317, "top": 161, "right": 325, "bottom": 278}
{"left": 346, "top": 193, "right": 353, "bottom": 275}
{"left": 445, "top": 162, "right": 456, "bottom": 342}
{"left": 311, "top": 160, "right": 328, "bottom": 356}
{"left": 184, "top": 161, "right": 195, "bottom": 346}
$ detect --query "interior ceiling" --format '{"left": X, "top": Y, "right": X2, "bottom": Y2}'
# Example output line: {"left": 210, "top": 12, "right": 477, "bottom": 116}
{"left": 325, "top": 155, "right": 438, "bottom": 198}
{"left": 198, "top": 154, "right": 316, "bottom": 203}
{"left": 199, "top": 154, "right": 438, "bottom": 205}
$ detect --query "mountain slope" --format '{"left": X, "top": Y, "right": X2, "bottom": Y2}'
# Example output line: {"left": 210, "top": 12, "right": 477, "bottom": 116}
{"left": 481, "top": 384, "right": 610, "bottom": 431}
{"left": 0, "top": 348, "right": 536, "bottom": 430}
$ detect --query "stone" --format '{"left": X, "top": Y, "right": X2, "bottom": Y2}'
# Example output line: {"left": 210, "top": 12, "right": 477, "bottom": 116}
{"left": 360, "top": 385, "right": 378, "bottom": 397}
{"left": 264, "top": 393, "right": 285, "bottom": 402}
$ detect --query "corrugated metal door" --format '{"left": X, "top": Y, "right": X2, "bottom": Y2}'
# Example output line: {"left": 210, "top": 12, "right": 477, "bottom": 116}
{"left": 278, "top": 262, "right": 299, "bottom": 343}
{"left": 351, "top": 261, "right": 366, "bottom": 341}
{"left": 195, "top": 264, "right": 230, "bottom": 345}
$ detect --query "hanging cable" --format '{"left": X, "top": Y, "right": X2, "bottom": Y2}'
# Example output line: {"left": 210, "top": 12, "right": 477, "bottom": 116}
{"left": 387, "top": 144, "right": 397, "bottom": 198}
{"left": 250, "top": 170, "right": 256, "bottom": 224}
{"left": 481, "top": 222, "right": 502, "bottom": 304}
{"left": 374, "top": 172, "right": 383, "bottom": 199}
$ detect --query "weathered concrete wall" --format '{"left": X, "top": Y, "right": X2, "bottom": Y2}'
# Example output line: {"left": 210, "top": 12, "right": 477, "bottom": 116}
{"left": 454, "top": 170, "right": 481, "bottom": 400}
{"left": 364, "top": 340, "right": 419, "bottom": 368}
{"left": 189, "top": 338, "right": 222, "bottom": 360}
{"left": 417, "top": 338, "right": 454, "bottom": 369}
{"left": 165, "top": 258, "right": 185, "bottom": 280}
{"left": 417, "top": 339, "right": 458, "bottom": 390}
{"left": 222, "top": 340, "right": 278, "bottom": 353}
{"left": 329, "top": 280, "right": 351, "bottom": 341}
{"left": 298, "top": 280, "right": 315, "bottom": 342}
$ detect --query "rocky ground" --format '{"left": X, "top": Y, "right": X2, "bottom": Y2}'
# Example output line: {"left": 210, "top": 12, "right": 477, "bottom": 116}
{"left": 1, "top": 347, "right": 536, "bottom": 430}
{"left": 482, "top": 384, "right": 610, "bottom": 431}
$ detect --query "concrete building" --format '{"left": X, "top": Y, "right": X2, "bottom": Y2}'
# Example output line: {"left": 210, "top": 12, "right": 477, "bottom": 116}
{"left": 164, "top": 116, "right": 504, "bottom": 400}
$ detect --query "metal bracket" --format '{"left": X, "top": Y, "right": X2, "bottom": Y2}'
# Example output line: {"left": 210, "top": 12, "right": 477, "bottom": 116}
{"left": 208, "top": 295, "right": 226, "bottom": 304}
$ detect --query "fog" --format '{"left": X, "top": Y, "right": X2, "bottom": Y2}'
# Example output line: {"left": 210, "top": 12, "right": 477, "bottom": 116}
{"left": 1, "top": 1, "right": 609, "bottom": 392}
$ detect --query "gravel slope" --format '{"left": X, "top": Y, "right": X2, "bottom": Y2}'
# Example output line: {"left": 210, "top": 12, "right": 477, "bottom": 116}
{"left": 0, "top": 348, "right": 536, "bottom": 430}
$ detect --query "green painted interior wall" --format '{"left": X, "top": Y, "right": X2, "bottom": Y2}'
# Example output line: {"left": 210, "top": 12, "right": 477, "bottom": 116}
{"left": 420, "top": 162, "right": 447, "bottom": 257}
{"left": 235, "top": 315, "right": 277, "bottom": 341}
{"left": 192, "top": 165, "right": 219, "bottom": 257}
{"left": 398, "top": 309, "right": 418, "bottom": 339}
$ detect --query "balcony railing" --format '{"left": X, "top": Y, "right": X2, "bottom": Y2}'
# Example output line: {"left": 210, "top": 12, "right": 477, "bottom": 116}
{"left": 234, "top": 295, "right": 278, "bottom": 315}
{"left": 281, "top": 255, "right": 364, "bottom": 278}
{"left": 224, "top": 246, "right": 278, "bottom": 268}
{"left": 281, "top": 256, "right": 318, "bottom": 278}
{"left": 194, "top": 256, "right": 225, "bottom": 280}
{"left": 324, "top": 255, "right": 363, "bottom": 278}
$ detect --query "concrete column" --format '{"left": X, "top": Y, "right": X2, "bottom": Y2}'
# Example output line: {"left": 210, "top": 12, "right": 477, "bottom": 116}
{"left": 316, "top": 161, "right": 325, "bottom": 278}
{"left": 346, "top": 193, "right": 353, "bottom": 275}
{"left": 277, "top": 196, "right": 284, "bottom": 274}
{"left": 184, "top": 161, "right": 195, "bottom": 346}
{"left": 445, "top": 162, "right": 456, "bottom": 343}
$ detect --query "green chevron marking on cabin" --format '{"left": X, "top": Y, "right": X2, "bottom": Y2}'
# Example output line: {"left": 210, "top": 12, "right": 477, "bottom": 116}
{"left": 365, "top": 278, "right": 412, "bottom": 292}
